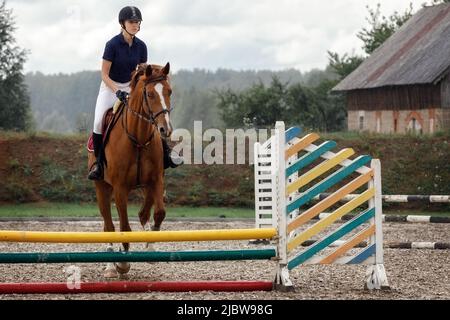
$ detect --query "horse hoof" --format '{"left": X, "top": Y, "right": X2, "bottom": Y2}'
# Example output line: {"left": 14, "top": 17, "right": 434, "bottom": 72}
{"left": 104, "top": 268, "right": 119, "bottom": 278}
{"left": 145, "top": 243, "right": 155, "bottom": 251}
{"left": 115, "top": 262, "right": 131, "bottom": 275}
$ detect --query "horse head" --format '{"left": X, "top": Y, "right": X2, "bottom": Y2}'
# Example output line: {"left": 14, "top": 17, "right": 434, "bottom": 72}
{"left": 129, "top": 62, "right": 173, "bottom": 139}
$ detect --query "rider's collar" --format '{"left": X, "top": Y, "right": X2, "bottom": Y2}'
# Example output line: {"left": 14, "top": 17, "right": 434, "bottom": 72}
{"left": 119, "top": 33, "right": 135, "bottom": 46}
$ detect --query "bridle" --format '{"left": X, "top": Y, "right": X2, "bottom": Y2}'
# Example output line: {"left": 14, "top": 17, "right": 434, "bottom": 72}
{"left": 121, "top": 74, "right": 173, "bottom": 188}
{"left": 142, "top": 75, "right": 174, "bottom": 123}
{"left": 126, "top": 75, "right": 173, "bottom": 126}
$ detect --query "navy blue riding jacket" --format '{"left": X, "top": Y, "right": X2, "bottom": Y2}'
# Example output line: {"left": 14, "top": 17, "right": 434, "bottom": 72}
{"left": 102, "top": 33, "right": 148, "bottom": 83}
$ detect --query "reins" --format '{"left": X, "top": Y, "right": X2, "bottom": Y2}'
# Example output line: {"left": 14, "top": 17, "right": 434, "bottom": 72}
{"left": 121, "top": 74, "right": 172, "bottom": 188}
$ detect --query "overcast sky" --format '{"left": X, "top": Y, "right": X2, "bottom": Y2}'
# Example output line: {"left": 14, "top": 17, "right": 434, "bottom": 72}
{"left": 7, "top": 0, "right": 432, "bottom": 75}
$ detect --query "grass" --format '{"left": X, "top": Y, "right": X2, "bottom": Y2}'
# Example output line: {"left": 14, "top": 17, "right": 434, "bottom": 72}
{"left": 0, "top": 203, "right": 255, "bottom": 219}
{"left": 0, "top": 203, "right": 448, "bottom": 219}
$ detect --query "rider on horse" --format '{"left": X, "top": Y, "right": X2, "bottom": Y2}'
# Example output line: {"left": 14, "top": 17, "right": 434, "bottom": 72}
{"left": 88, "top": 6, "right": 183, "bottom": 181}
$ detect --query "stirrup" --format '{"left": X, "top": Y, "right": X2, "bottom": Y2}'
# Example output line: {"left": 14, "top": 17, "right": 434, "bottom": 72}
{"left": 88, "top": 162, "right": 104, "bottom": 180}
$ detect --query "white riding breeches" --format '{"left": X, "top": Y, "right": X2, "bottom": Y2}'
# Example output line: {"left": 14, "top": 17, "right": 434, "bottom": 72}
{"left": 93, "top": 81, "right": 130, "bottom": 134}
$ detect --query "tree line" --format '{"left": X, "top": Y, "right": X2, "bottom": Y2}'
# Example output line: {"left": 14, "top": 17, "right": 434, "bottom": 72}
{"left": 2, "top": 1, "right": 447, "bottom": 133}
{"left": 22, "top": 67, "right": 336, "bottom": 133}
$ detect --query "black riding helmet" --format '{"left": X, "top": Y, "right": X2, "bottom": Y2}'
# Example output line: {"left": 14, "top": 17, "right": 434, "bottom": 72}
{"left": 118, "top": 6, "right": 142, "bottom": 24}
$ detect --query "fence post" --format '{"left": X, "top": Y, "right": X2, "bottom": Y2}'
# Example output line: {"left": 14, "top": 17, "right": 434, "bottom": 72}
{"left": 365, "top": 159, "right": 390, "bottom": 290}
{"left": 273, "top": 121, "right": 293, "bottom": 291}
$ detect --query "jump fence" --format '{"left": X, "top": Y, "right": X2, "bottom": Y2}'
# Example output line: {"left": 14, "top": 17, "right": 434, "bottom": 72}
{"left": 1, "top": 121, "right": 392, "bottom": 294}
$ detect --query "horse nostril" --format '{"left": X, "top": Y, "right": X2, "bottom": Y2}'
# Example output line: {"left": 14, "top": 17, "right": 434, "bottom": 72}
{"left": 160, "top": 127, "right": 166, "bottom": 135}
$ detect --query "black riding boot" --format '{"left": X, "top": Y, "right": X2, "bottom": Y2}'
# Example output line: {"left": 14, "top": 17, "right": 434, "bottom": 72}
{"left": 88, "top": 133, "right": 105, "bottom": 180}
{"left": 162, "top": 138, "right": 183, "bottom": 169}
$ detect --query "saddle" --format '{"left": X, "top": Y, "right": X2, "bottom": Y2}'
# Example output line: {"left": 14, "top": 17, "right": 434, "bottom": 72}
{"left": 86, "top": 100, "right": 125, "bottom": 153}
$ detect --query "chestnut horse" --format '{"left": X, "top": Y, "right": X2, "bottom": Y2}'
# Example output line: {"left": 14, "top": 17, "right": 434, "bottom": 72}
{"left": 88, "top": 63, "right": 173, "bottom": 278}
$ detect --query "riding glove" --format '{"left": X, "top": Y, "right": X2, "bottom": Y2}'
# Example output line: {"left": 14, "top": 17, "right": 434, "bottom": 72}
{"left": 116, "top": 90, "right": 129, "bottom": 102}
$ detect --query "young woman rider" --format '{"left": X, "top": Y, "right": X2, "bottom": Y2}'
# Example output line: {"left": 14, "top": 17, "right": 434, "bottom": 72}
{"left": 88, "top": 6, "right": 182, "bottom": 180}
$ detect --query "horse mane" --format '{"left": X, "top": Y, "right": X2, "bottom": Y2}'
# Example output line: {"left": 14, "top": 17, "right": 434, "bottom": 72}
{"left": 130, "top": 65, "right": 147, "bottom": 91}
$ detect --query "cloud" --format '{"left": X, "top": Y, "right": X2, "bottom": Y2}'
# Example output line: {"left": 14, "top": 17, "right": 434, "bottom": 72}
{"left": 7, "top": 0, "right": 429, "bottom": 74}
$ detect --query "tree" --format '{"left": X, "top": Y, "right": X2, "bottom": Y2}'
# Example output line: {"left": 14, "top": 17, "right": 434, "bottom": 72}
{"left": 216, "top": 77, "right": 347, "bottom": 132}
{"left": 428, "top": 0, "right": 450, "bottom": 5}
{"left": 0, "top": 0, "right": 32, "bottom": 131}
{"left": 328, "top": 3, "right": 415, "bottom": 80}
{"left": 327, "top": 52, "right": 365, "bottom": 80}
{"left": 308, "top": 79, "right": 347, "bottom": 132}
{"left": 217, "top": 77, "right": 291, "bottom": 129}
{"left": 357, "top": 3, "right": 414, "bottom": 55}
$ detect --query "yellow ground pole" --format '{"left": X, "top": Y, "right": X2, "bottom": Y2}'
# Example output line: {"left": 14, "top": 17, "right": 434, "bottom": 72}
{"left": 0, "top": 228, "right": 277, "bottom": 243}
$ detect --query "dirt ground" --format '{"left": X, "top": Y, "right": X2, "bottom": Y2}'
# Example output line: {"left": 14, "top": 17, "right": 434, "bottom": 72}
{"left": 0, "top": 220, "right": 449, "bottom": 300}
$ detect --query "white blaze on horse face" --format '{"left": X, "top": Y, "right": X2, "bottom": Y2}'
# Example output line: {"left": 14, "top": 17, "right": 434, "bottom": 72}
{"left": 154, "top": 83, "right": 171, "bottom": 126}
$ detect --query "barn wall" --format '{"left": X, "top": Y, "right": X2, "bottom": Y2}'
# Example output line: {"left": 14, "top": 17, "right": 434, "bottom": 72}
{"left": 440, "top": 72, "right": 450, "bottom": 109}
{"left": 348, "top": 109, "right": 446, "bottom": 134}
{"left": 347, "top": 85, "right": 441, "bottom": 111}
{"left": 439, "top": 74, "right": 450, "bottom": 130}
{"left": 443, "top": 109, "right": 450, "bottom": 129}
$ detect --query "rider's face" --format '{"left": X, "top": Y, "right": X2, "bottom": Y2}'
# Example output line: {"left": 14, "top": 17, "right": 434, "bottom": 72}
{"left": 124, "top": 20, "right": 141, "bottom": 34}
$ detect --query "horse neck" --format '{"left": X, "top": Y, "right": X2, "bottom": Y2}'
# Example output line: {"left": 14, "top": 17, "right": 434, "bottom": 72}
{"left": 126, "top": 98, "right": 156, "bottom": 146}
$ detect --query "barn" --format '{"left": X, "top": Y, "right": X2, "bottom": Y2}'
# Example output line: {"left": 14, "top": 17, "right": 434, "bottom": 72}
{"left": 333, "top": 3, "right": 450, "bottom": 134}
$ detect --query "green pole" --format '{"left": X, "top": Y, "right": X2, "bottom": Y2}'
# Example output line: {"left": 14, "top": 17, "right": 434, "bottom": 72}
{"left": 0, "top": 249, "right": 276, "bottom": 264}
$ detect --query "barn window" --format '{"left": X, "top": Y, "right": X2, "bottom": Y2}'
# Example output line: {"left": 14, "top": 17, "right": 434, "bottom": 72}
{"left": 408, "top": 117, "right": 423, "bottom": 134}
{"left": 359, "top": 116, "right": 364, "bottom": 130}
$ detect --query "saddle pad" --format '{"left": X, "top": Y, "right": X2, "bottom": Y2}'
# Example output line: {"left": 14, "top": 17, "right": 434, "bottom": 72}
{"left": 86, "top": 105, "right": 119, "bottom": 153}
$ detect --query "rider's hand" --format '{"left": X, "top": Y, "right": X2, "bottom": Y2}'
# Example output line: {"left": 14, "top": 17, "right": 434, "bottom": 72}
{"left": 116, "top": 90, "right": 129, "bottom": 102}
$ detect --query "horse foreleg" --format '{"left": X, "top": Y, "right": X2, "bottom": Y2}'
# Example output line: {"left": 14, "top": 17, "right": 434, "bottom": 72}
{"left": 139, "top": 187, "right": 155, "bottom": 250}
{"left": 95, "top": 181, "right": 117, "bottom": 278}
{"left": 113, "top": 185, "right": 131, "bottom": 275}
{"left": 152, "top": 177, "right": 166, "bottom": 231}
{"left": 138, "top": 187, "right": 154, "bottom": 230}
{"left": 95, "top": 181, "right": 114, "bottom": 232}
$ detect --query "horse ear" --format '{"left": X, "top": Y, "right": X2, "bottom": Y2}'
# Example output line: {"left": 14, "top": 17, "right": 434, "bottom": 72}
{"left": 145, "top": 64, "right": 153, "bottom": 78}
{"left": 162, "top": 62, "right": 170, "bottom": 75}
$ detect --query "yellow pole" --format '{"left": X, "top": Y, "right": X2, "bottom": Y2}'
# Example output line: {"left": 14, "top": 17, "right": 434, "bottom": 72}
{"left": 0, "top": 228, "right": 277, "bottom": 243}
